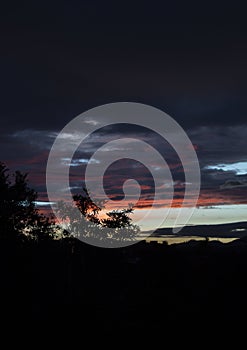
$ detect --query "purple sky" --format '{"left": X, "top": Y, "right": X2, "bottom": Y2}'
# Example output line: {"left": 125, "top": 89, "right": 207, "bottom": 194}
{"left": 1, "top": 1, "right": 247, "bottom": 229}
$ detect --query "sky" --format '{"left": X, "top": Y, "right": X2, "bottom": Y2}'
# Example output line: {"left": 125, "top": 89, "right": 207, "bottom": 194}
{"left": 1, "top": 1, "right": 247, "bottom": 231}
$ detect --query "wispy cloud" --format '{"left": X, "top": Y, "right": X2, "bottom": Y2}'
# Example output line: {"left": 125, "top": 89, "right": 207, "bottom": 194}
{"left": 205, "top": 161, "right": 247, "bottom": 175}
{"left": 61, "top": 157, "right": 100, "bottom": 167}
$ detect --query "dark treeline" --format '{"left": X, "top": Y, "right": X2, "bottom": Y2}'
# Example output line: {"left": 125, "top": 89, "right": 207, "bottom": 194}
{"left": 3, "top": 232, "right": 247, "bottom": 333}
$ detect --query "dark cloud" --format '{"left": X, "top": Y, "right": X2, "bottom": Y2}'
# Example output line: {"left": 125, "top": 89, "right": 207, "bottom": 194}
{"left": 220, "top": 180, "right": 247, "bottom": 190}
{"left": 1, "top": 1, "right": 247, "bottom": 132}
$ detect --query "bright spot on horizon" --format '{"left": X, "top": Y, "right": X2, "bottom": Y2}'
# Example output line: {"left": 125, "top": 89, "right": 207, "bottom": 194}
{"left": 132, "top": 204, "right": 247, "bottom": 231}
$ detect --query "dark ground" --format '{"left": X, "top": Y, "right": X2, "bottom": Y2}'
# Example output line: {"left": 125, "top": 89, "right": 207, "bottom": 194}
{"left": 1, "top": 234, "right": 247, "bottom": 335}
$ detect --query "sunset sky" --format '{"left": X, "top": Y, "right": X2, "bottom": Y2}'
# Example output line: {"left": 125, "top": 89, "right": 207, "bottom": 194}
{"left": 1, "top": 1, "right": 247, "bottom": 231}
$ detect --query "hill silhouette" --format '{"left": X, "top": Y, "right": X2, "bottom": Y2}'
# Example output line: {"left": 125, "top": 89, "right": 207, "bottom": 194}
{"left": 149, "top": 221, "right": 247, "bottom": 239}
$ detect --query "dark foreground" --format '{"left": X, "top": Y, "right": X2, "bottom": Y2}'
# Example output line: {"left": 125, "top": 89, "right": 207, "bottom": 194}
{"left": 2, "top": 234, "right": 247, "bottom": 333}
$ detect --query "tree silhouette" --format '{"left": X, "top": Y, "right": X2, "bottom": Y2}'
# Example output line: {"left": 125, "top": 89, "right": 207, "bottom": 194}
{"left": 0, "top": 162, "right": 140, "bottom": 243}
{"left": 56, "top": 187, "right": 140, "bottom": 243}
{"left": 0, "top": 162, "right": 52, "bottom": 239}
